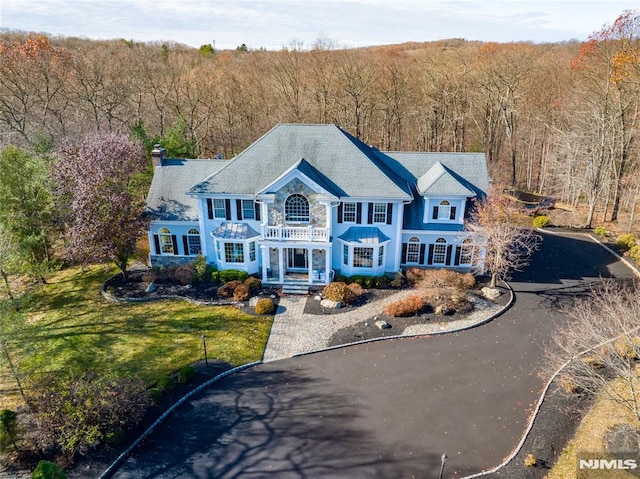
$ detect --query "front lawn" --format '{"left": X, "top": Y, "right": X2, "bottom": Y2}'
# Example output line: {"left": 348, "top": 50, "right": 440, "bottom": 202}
{"left": 0, "top": 264, "right": 273, "bottom": 409}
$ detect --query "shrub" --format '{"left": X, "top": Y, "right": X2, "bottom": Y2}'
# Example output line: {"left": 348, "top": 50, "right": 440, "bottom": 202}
{"left": 0, "top": 409, "right": 18, "bottom": 454}
{"left": 406, "top": 268, "right": 475, "bottom": 290}
{"left": 244, "top": 276, "right": 262, "bottom": 292}
{"left": 390, "top": 272, "right": 404, "bottom": 288}
{"left": 322, "top": 282, "right": 357, "bottom": 304}
{"left": 347, "top": 282, "right": 365, "bottom": 298}
{"left": 32, "top": 460, "right": 67, "bottom": 479}
{"left": 104, "top": 427, "right": 125, "bottom": 447}
{"left": 217, "top": 280, "right": 241, "bottom": 298}
{"left": 148, "top": 388, "right": 163, "bottom": 405}
{"left": 524, "top": 453, "right": 537, "bottom": 468}
{"left": 233, "top": 283, "right": 250, "bottom": 301}
{"left": 193, "top": 254, "right": 210, "bottom": 281}
{"left": 178, "top": 366, "right": 196, "bottom": 384}
{"left": 616, "top": 233, "right": 637, "bottom": 252}
{"left": 594, "top": 226, "right": 607, "bottom": 238}
{"left": 255, "top": 298, "right": 276, "bottom": 315}
{"left": 532, "top": 215, "right": 550, "bottom": 228}
{"left": 211, "top": 270, "right": 221, "bottom": 283}
{"left": 174, "top": 264, "right": 196, "bottom": 285}
{"left": 157, "top": 375, "right": 175, "bottom": 392}
{"left": 383, "top": 294, "right": 426, "bottom": 317}
{"left": 25, "top": 372, "right": 148, "bottom": 459}
{"left": 629, "top": 245, "right": 640, "bottom": 264}
{"left": 219, "top": 269, "right": 249, "bottom": 284}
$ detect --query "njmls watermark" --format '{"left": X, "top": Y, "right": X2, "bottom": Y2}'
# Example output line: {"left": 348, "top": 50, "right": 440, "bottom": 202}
{"left": 577, "top": 453, "right": 640, "bottom": 478}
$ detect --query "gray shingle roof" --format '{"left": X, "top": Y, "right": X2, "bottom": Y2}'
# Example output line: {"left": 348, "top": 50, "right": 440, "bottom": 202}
{"left": 188, "top": 124, "right": 412, "bottom": 200}
{"left": 379, "top": 152, "right": 489, "bottom": 231}
{"left": 146, "top": 159, "right": 227, "bottom": 221}
{"left": 416, "top": 162, "right": 477, "bottom": 196}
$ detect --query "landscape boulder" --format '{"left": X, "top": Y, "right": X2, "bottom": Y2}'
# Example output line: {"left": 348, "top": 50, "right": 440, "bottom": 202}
{"left": 481, "top": 287, "right": 502, "bottom": 301}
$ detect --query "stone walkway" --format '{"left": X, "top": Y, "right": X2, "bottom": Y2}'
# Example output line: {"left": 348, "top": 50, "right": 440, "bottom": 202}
{"left": 262, "top": 289, "right": 505, "bottom": 362}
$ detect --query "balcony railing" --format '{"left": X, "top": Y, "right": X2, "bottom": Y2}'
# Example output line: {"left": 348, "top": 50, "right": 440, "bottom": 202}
{"left": 262, "top": 225, "right": 329, "bottom": 242}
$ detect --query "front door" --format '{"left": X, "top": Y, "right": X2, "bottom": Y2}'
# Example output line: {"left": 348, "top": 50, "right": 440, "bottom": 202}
{"left": 287, "top": 248, "right": 308, "bottom": 270}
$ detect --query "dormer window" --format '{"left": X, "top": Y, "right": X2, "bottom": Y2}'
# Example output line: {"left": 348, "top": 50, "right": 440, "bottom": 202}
{"left": 432, "top": 200, "right": 457, "bottom": 221}
{"left": 285, "top": 194, "right": 309, "bottom": 223}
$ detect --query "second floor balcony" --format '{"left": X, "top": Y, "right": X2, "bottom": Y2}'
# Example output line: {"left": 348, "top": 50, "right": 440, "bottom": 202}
{"left": 262, "top": 224, "right": 329, "bottom": 242}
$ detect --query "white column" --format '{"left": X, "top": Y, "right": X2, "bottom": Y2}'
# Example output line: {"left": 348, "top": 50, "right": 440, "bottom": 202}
{"left": 307, "top": 248, "right": 313, "bottom": 284}
{"left": 278, "top": 247, "right": 284, "bottom": 283}
{"left": 261, "top": 245, "right": 268, "bottom": 281}
{"left": 325, "top": 247, "right": 331, "bottom": 283}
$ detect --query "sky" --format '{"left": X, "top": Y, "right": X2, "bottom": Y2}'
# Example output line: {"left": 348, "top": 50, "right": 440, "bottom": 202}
{"left": 1, "top": 1, "right": 638, "bottom": 50}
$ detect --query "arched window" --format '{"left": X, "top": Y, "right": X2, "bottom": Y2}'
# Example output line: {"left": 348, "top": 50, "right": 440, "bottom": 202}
{"left": 187, "top": 228, "right": 201, "bottom": 255}
{"left": 438, "top": 200, "right": 451, "bottom": 220}
{"left": 285, "top": 194, "right": 309, "bottom": 222}
{"left": 159, "top": 227, "right": 173, "bottom": 254}
{"left": 460, "top": 238, "right": 473, "bottom": 265}
{"left": 406, "top": 237, "right": 420, "bottom": 263}
{"left": 433, "top": 237, "right": 447, "bottom": 264}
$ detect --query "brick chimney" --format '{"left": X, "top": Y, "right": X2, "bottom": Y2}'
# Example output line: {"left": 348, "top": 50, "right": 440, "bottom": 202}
{"left": 151, "top": 144, "right": 167, "bottom": 169}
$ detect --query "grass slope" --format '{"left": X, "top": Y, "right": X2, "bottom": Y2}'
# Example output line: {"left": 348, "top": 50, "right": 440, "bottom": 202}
{"left": 0, "top": 265, "right": 272, "bottom": 408}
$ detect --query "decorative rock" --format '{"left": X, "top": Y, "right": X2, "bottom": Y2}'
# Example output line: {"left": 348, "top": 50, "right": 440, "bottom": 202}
{"left": 375, "top": 320, "right": 391, "bottom": 330}
{"left": 249, "top": 296, "right": 260, "bottom": 308}
{"left": 481, "top": 287, "right": 502, "bottom": 301}
{"left": 320, "top": 299, "right": 342, "bottom": 309}
{"left": 435, "top": 305, "right": 451, "bottom": 315}
{"left": 314, "top": 295, "right": 322, "bottom": 301}
{"left": 145, "top": 282, "right": 157, "bottom": 293}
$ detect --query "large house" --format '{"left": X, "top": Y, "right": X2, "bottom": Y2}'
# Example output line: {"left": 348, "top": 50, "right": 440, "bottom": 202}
{"left": 146, "top": 124, "right": 489, "bottom": 285}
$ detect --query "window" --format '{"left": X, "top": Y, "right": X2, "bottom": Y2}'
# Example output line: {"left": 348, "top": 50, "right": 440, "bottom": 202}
{"left": 187, "top": 228, "right": 201, "bottom": 255}
{"left": 373, "top": 203, "right": 387, "bottom": 223}
{"left": 343, "top": 244, "right": 349, "bottom": 265}
{"left": 460, "top": 239, "right": 473, "bottom": 265}
{"left": 353, "top": 247, "right": 373, "bottom": 268}
{"left": 378, "top": 245, "right": 384, "bottom": 266}
{"left": 224, "top": 243, "right": 244, "bottom": 263}
{"left": 437, "top": 200, "right": 451, "bottom": 220}
{"left": 406, "top": 236, "right": 420, "bottom": 263}
{"left": 343, "top": 202, "right": 356, "bottom": 223}
{"left": 216, "top": 239, "right": 221, "bottom": 260}
{"left": 242, "top": 200, "right": 255, "bottom": 220}
{"left": 433, "top": 238, "right": 447, "bottom": 264}
{"left": 213, "top": 199, "right": 226, "bottom": 219}
{"left": 159, "top": 227, "right": 173, "bottom": 254}
{"left": 249, "top": 242, "right": 256, "bottom": 262}
{"left": 285, "top": 194, "right": 309, "bottom": 222}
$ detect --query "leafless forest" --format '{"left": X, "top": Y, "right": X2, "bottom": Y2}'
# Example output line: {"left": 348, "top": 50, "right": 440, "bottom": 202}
{"left": 1, "top": 10, "right": 639, "bottom": 228}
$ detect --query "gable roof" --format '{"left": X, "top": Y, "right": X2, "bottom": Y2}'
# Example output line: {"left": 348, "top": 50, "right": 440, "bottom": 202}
{"left": 146, "top": 159, "right": 227, "bottom": 221}
{"left": 377, "top": 152, "right": 489, "bottom": 231}
{"left": 188, "top": 124, "right": 412, "bottom": 200}
{"left": 416, "top": 162, "right": 477, "bottom": 197}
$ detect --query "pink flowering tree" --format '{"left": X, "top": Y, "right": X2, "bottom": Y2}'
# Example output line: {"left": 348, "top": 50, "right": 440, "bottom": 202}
{"left": 55, "top": 134, "right": 147, "bottom": 279}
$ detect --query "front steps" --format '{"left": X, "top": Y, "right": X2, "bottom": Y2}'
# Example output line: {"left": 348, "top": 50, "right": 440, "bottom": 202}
{"left": 281, "top": 284, "right": 310, "bottom": 295}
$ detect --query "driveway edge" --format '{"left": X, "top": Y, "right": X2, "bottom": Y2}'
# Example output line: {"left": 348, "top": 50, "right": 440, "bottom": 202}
{"left": 98, "top": 361, "right": 262, "bottom": 479}
{"left": 458, "top": 228, "right": 640, "bottom": 478}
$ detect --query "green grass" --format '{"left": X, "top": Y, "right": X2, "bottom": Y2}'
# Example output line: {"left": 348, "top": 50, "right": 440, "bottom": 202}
{"left": 0, "top": 265, "right": 272, "bottom": 408}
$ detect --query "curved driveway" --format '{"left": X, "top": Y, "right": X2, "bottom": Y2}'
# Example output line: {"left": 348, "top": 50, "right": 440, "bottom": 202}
{"left": 114, "top": 232, "right": 636, "bottom": 479}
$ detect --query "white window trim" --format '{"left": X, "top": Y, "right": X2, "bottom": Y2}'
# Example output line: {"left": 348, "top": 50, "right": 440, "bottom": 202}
{"left": 343, "top": 202, "right": 356, "bottom": 223}
{"left": 373, "top": 203, "right": 387, "bottom": 224}
{"left": 433, "top": 238, "right": 447, "bottom": 265}
{"left": 242, "top": 200, "right": 256, "bottom": 220}
{"left": 213, "top": 198, "right": 226, "bottom": 219}
{"left": 158, "top": 227, "right": 173, "bottom": 255}
{"left": 437, "top": 200, "right": 451, "bottom": 220}
{"left": 406, "top": 237, "right": 420, "bottom": 264}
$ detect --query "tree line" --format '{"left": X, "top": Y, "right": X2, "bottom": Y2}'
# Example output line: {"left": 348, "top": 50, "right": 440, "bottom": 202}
{"left": 1, "top": 10, "right": 639, "bottom": 230}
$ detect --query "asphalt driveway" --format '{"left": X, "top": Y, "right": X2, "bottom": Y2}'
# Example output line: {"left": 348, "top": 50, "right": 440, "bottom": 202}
{"left": 113, "top": 232, "right": 636, "bottom": 479}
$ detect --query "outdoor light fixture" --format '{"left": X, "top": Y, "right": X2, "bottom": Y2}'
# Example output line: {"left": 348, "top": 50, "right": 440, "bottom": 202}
{"left": 202, "top": 334, "right": 208, "bottom": 366}
{"left": 439, "top": 453, "right": 448, "bottom": 479}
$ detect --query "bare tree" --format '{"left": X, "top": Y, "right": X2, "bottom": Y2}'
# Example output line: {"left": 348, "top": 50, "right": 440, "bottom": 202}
{"left": 468, "top": 184, "right": 540, "bottom": 288}
{"left": 543, "top": 281, "right": 640, "bottom": 420}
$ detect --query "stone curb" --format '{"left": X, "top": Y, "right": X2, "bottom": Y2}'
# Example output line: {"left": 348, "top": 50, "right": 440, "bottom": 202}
{"left": 97, "top": 361, "right": 262, "bottom": 479}
{"left": 293, "top": 279, "right": 515, "bottom": 357}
